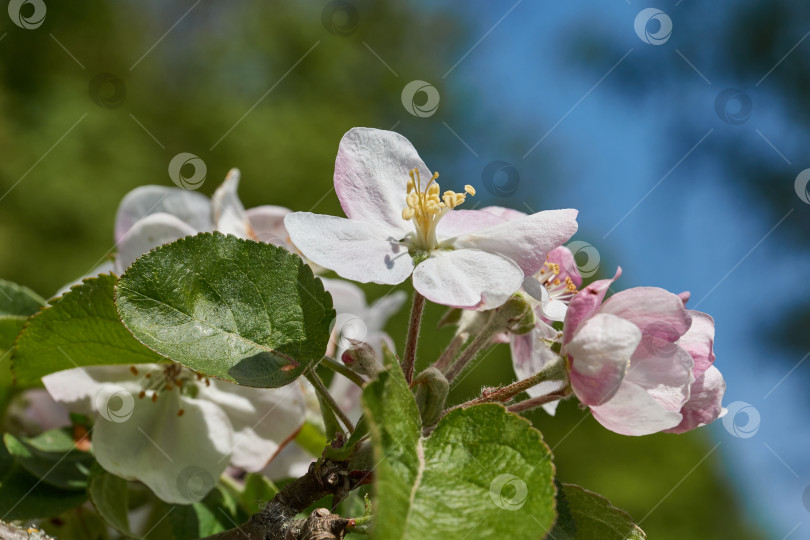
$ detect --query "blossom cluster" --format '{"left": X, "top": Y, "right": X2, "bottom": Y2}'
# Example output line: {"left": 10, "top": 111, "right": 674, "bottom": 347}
{"left": 36, "top": 127, "right": 725, "bottom": 504}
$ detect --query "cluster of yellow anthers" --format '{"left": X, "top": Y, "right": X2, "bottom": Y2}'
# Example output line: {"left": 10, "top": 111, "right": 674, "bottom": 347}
{"left": 401, "top": 168, "right": 475, "bottom": 248}
{"left": 129, "top": 364, "right": 209, "bottom": 417}
{"left": 539, "top": 260, "right": 577, "bottom": 295}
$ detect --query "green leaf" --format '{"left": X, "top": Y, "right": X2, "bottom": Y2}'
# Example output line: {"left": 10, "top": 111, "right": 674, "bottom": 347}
{"left": 362, "top": 358, "right": 557, "bottom": 540}
{"left": 3, "top": 429, "right": 94, "bottom": 490}
{"left": 168, "top": 485, "right": 247, "bottom": 538}
{"left": 116, "top": 232, "right": 335, "bottom": 388}
{"left": 0, "top": 279, "right": 45, "bottom": 317}
{"left": 548, "top": 483, "right": 646, "bottom": 539}
{"left": 239, "top": 473, "right": 278, "bottom": 515}
{"left": 0, "top": 443, "right": 87, "bottom": 520}
{"left": 88, "top": 464, "right": 133, "bottom": 537}
{"left": 12, "top": 274, "right": 165, "bottom": 386}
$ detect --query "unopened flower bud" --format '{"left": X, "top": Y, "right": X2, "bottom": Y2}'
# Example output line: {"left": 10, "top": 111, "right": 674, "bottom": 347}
{"left": 413, "top": 367, "right": 449, "bottom": 428}
{"left": 341, "top": 340, "right": 380, "bottom": 378}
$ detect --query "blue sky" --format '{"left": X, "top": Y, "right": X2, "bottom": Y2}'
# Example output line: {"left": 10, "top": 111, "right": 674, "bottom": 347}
{"left": 415, "top": 1, "right": 810, "bottom": 536}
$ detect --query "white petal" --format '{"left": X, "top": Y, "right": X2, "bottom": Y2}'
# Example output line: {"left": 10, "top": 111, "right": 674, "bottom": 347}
{"left": 114, "top": 186, "right": 212, "bottom": 243}
{"left": 435, "top": 209, "right": 508, "bottom": 239}
{"left": 320, "top": 278, "right": 369, "bottom": 317}
{"left": 247, "top": 205, "right": 292, "bottom": 246}
{"left": 284, "top": 212, "right": 414, "bottom": 285}
{"left": 201, "top": 380, "right": 307, "bottom": 472}
{"left": 262, "top": 442, "right": 315, "bottom": 481}
{"left": 412, "top": 249, "right": 524, "bottom": 310}
{"left": 625, "top": 339, "right": 694, "bottom": 412}
{"left": 93, "top": 389, "right": 232, "bottom": 504}
{"left": 567, "top": 313, "right": 641, "bottom": 406}
{"left": 115, "top": 213, "right": 198, "bottom": 272}
{"left": 43, "top": 365, "right": 162, "bottom": 416}
{"left": 590, "top": 381, "right": 683, "bottom": 436}
{"left": 212, "top": 169, "right": 253, "bottom": 239}
{"left": 334, "top": 127, "right": 426, "bottom": 234}
{"left": 448, "top": 209, "right": 579, "bottom": 276}
{"left": 329, "top": 373, "right": 364, "bottom": 424}
{"left": 367, "top": 291, "right": 407, "bottom": 331}
{"left": 510, "top": 330, "right": 566, "bottom": 402}
{"left": 52, "top": 260, "right": 115, "bottom": 299}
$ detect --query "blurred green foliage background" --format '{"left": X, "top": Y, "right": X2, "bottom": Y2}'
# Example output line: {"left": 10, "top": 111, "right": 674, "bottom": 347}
{"left": 0, "top": 2, "right": 765, "bottom": 538}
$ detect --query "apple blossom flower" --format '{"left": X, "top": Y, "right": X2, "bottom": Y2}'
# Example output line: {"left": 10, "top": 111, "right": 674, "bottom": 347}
{"left": 510, "top": 245, "right": 582, "bottom": 414}
{"left": 284, "top": 128, "right": 579, "bottom": 310}
{"left": 42, "top": 363, "right": 307, "bottom": 504}
{"left": 54, "top": 170, "right": 291, "bottom": 297}
{"left": 560, "top": 268, "right": 725, "bottom": 435}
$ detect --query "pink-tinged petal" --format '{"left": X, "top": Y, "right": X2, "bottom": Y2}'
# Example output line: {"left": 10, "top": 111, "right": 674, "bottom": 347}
{"left": 624, "top": 338, "right": 694, "bottom": 412}
{"left": 435, "top": 209, "right": 508, "bottom": 238}
{"left": 677, "top": 311, "right": 715, "bottom": 377}
{"left": 678, "top": 291, "right": 691, "bottom": 305}
{"left": 285, "top": 212, "right": 414, "bottom": 285}
{"left": 590, "top": 381, "right": 683, "bottom": 436}
{"left": 546, "top": 246, "right": 582, "bottom": 288}
{"left": 412, "top": 249, "right": 523, "bottom": 310}
{"left": 202, "top": 379, "right": 307, "bottom": 472}
{"left": 664, "top": 365, "right": 726, "bottom": 434}
{"left": 115, "top": 213, "right": 198, "bottom": 273}
{"left": 212, "top": 169, "right": 253, "bottom": 239}
{"left": 567, "top": 313, "right": 641, "bottom": 406}
{"left": 510, "top": 330, "right": 567, "bottom": 405}
{"left": 334, "top": 127, "right": 424, "bottom": 234}
{"left": 247, "top": 205, "right": 291, "bottom": 246}
{"left": 93, "top": 388, "right": 232, "bottom": 504}
{"left": 480, "top": 206, "right": 527, "bottom": 221}
{"left": 449, "top": 209, "right": 579, "bottom": 276}
{"left": 6, "top": 389, "right": 71, "bottom": 433}
{"left": 114, "top": 185, "right": 212, "bottom": 243}
{"left": 562, "top": 267, "right": 622, "bottom": 344}
{"left": 601, "top": 287, "right": 692, "bottom": 342}
{"left": 522, "top": 276, "right": 566, "bottom": 322}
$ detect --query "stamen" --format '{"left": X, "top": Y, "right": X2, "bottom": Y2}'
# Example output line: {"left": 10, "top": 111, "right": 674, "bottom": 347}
{"left": 129, "top": 366, "right": 138, "bottom": 376}
{"left": 177, "top": 409, "right": 185, "bottom": 417}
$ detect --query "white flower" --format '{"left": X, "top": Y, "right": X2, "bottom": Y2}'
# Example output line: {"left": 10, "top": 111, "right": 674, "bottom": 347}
{"left": 43, "top": 364, "right": 306, "bottom": 504}
{"left": 285, "top": 128, "right": 579, "bottom": 310}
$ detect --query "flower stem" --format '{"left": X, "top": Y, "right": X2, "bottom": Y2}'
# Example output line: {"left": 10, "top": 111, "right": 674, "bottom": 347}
{"left": 507, "top": 391, "right": 568, "bottom": 413}
{"left": 305, "top": 370, "right": 355, "bottom": 433}
{"left": 320, "top": 356, "right": 365, "bottom": 388}
{"left": 443, "top": 317, "right": 498, "bottom": 383}
{"left": 401, "top": 290, "right": 426, "bottom": 384}
{"left": 432, "top": 333, "right": 465, "bottom": 372}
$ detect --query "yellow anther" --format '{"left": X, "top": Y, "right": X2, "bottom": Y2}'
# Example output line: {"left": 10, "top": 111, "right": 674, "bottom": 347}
{"left": 401, "top": 168, "right": 477, "bottom": 249}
